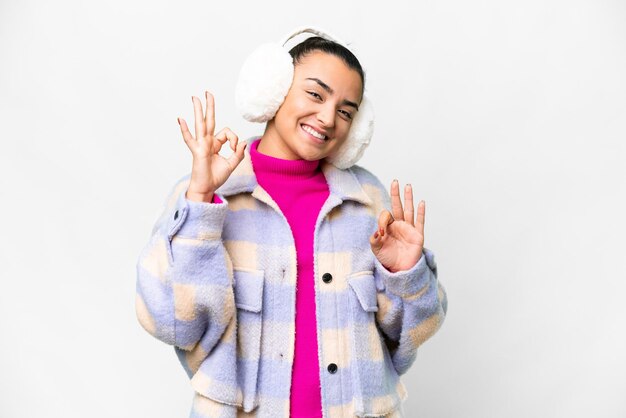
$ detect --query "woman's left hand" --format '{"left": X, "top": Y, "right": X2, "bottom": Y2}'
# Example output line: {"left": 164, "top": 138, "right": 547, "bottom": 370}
{"left": 369, "top": 180, "right": 425, "bottom": 273}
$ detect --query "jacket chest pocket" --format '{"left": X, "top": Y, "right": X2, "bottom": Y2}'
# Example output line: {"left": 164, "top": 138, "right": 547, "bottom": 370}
{"left": 347, "top": 272, "right": 404, "bottom": 417}
{"left": 233, "top": 268, "right": 265, "bottom": 413}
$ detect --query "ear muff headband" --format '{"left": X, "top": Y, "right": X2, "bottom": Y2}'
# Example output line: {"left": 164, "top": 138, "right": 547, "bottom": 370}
{"left": 279, "top": 27, "right": 347, "bottom": 48}
{"left": 235, "top": 26, "right": 374, "bottom": 169}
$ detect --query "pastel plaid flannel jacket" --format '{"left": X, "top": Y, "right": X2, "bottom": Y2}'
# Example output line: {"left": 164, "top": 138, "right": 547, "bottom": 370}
{"left": 135, "top": 136, "right": 448, "bottom": 418}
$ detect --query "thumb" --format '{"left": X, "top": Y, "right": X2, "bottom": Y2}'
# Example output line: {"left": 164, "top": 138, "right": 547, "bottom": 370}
{"left": 378, "top": 209, "right": 394, "bottom": 236}
{"left": 369, "top": 228, "right": 383, "bottom": 253}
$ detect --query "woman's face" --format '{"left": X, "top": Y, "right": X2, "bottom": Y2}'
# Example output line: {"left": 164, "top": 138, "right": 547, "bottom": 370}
{"left": 260, "top": 50, "right": 363, "bottom": 161}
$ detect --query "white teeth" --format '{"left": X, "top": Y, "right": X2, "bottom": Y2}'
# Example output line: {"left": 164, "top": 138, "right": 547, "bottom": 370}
{"left": 302, "top": 124, "right": 326, "bottom": 140}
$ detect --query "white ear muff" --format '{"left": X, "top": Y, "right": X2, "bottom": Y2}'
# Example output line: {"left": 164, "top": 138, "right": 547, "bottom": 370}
{"left": 235, "top": 42, "right": 294, "bottom": 123}
{"left": 234, "top": 26, "right": 375, "bottom": 169}
{"left": 325, "top": 95, "right": 375, "bottom": 170}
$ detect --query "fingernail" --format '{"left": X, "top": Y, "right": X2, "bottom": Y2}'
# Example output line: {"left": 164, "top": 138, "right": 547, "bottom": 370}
{"left": 374, "top": 231, "right": 379, "bottom": 239}
{"left": 177, "top": 117, "right": 180, "bottom": 125}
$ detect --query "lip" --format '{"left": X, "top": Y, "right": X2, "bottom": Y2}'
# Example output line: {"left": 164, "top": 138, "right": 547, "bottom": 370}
{"left": 300, "top": 124, "right": 328, "bottom": 144}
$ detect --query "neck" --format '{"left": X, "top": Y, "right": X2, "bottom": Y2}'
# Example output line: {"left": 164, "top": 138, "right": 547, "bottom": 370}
{"left": 250, "top": 138, "right": 320, "bottom": 176}
{"left": 257, "top": 121, "right": 301, "bottom": 160}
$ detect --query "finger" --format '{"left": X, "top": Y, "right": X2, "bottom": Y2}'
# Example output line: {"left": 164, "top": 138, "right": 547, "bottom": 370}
{"left": 204, "top": 91, "right": 215, "bottom": 137}
{"left": 378, "top": 209, "right": 394, "bottom": 237}
{"left": 178, "top": 118, "right": 195, "bottom": 148}
{"left": 215, "top": 127, "right": 239, "bottom": 153}
{"left": 224, "top": 127, "right": 239, "bottom": 152}
{"left": 404, "top": 184, "right": 415, "bottom": 226}
{"left": 226, "top": 140, "right": 247, "bottom": 171}
{"left": 192, "top": 96, "right": 205, "bottom": 142}
{"left": 390, "top": 179, "right": 404, "bottom": 221}
{"left": 213, "top": 127, "right": 230, "bottom": 153}
{"left": 416, "top": 200, "right": 426, "bottom": 236}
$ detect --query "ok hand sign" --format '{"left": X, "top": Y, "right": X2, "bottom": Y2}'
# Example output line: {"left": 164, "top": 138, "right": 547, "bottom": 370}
{"left": 178, "top": 91, "right": 246, "bottom": 202}
{"left": 369, "top": 180, "right": 425, "bottom": 273}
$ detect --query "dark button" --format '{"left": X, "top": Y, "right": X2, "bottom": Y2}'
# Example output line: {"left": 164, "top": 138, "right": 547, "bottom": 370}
{"left": 174, "top": 210, "right": 179, "bottom": 220}
{"left": 322, "top": 273, "right": 333, "bottom": 283}
{"left": 327, "top": 363, "right": 338, "bottom": 374}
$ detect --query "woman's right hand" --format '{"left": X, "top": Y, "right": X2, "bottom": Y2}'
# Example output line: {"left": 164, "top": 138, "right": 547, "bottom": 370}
{"left": 178, "top": 91, "right": 247, "bottom": 202}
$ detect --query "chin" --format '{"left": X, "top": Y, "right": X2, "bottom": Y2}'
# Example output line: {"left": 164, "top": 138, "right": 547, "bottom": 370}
{"left": 296, "top": 147, "right": 325, "bottom": 161}
{"left": 288, "top": 138, "right": 320, "bottom": 161}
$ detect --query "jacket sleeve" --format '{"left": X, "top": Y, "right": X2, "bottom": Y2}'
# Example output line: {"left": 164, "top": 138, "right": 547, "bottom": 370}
{"left": 370, "top": 180, "right": 448, "bottom": 376}
{"left": 135, "top": 175, "right": 235, "bottom": 352}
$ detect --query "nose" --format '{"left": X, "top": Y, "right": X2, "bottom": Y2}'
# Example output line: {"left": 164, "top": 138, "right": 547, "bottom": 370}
{"left": 316, "top": 103, "right": 335, "bottom": 128}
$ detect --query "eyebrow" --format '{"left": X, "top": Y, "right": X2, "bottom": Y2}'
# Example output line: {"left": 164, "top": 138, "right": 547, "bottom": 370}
{"left": 305, "top": 77, "right": 360, "bottom": 111}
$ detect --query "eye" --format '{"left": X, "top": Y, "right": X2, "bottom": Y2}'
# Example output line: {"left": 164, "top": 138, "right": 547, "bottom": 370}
{"left": 307, "top": 91, "right": 322, "bottom": 100}
{"left": 339, "top": 109, "right": 353, "bottom": 120}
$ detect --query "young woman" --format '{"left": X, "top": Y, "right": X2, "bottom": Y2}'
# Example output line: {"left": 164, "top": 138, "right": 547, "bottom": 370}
{"left": 136, "top": 28, "right": 447, "bottom": 418}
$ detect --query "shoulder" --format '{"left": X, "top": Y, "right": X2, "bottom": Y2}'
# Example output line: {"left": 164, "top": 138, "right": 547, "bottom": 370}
{"left": 166, "top": 172, "right": 192, "bottom": 200}
{"left": 349, "top": 164, "right": 386, "bottom": 190}
{"left": 348, "top": 164, "right": 387, "bottom": 195}
{"left": 348, "top": 164, "right": 391, "bottom": 211}
{"left": 174, "top": 172, "right": 193, "bottom": 186}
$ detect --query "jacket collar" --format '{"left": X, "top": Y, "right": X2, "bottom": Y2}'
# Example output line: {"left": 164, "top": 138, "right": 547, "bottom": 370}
{"left": 215, "top": 136, "right": 373, "bottom": 206}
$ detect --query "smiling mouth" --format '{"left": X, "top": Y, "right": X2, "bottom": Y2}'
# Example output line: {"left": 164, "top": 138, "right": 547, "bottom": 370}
{"left": 301, "top": 124, "right": 328, "bottom": 141}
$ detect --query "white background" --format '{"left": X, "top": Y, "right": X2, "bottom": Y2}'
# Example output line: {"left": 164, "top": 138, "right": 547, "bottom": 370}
{"left": 1, "top": 0, "right": 625, "bottom": 417}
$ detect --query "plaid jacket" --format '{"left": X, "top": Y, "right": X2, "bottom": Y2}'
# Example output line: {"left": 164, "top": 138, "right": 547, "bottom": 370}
{"left": 135, "top": 136, "right": 448, "bottom": 418}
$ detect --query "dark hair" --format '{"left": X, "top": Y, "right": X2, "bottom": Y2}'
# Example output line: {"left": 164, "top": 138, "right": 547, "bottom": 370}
{"left": 288, "top": 36, "right": 365, "bottom": 97}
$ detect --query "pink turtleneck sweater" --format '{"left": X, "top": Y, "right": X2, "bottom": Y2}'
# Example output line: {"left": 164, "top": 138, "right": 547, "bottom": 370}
{"left": 250, "top": 138, "right": 328, "bottom": 418}
{"left": 211, "top": 138, "right": 328, "bottom": 417}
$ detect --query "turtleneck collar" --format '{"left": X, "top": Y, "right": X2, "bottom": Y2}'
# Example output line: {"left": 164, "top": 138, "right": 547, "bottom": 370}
{"left": 250, "top": 137, "right": 321, "bottom": 178}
